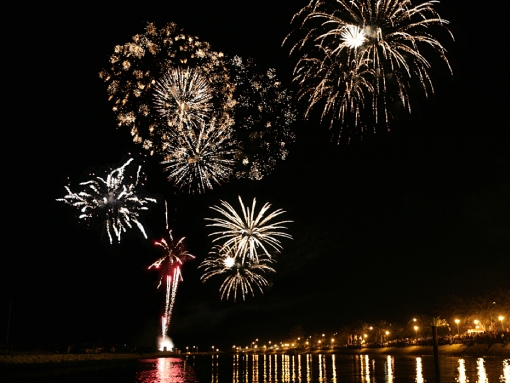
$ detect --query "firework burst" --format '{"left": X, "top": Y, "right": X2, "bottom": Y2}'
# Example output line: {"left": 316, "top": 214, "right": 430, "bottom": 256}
{"left": 57, "top": 158, "right": 156, "bottom": 244}
{"left": 199, "top": 245, "right": 276, "bottom": 301}
{"left": 206, "top": 196, "right": 292, "bottom": 263}
{"left": 227, "top": 56, "right": 297, "bottom": 180}
{"left": 100, "top": 23, "right": 297, "bottom": 189}
{"left": 99, "top": 22, "right": 235, "bottom": 155}
{"left": 160, "top": 120, "right": 238, "bottom": 194}
{"left": 285, "top": 0, "right": 453, "bottom": 142}
{"left": 148, "top": 202, "right": 194, "bottom": 343}
{"left": 153, "top": 67, "right": 214, "bottom": 130}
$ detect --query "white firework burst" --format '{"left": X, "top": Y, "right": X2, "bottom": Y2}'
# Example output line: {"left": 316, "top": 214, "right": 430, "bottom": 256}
{"left": 206, "top": 196, "right": 292, "bottom": 263}
{"left": 161, "top": 121, "right": 238, "bottom": 194}
{"left": 286, "top": 0, "right": 453, "bottom": 141}
{"left": 153, "top": 67, "right": 214, "bottom": 129}
{"left": 199, "top": 245, "right": 276, "bottom": 301}
{"left": 57, "top": 158, "right": 156, "bottom": 244}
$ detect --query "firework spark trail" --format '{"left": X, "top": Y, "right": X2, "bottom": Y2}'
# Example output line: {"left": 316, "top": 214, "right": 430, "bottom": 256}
{"left": 285, "top": 0, "right": 453, "bottom": 142}
{"left": 57, "top": 158, "right": 156, "bottom": 243}
{"left": 206, "top": 196, "right": 293, "bottom": 264}
{"left": 148, "top": 202, "right": 194, "bottom": 342}
{"left": 199, "top": 245, "right": 276, "bottom": 301}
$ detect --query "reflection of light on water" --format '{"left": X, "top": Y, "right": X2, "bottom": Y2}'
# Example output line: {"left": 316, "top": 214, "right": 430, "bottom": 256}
{"left": 361, "top": 355, "right": 370, "bottom": 383}
{"left": 211, "top": 354, "right": 218, "bottom": 383}
{"left": 332, "top": 354, "right": 337, "bottom": 383}
{"left": 367, "top": 355, "right": 371, "bottom": 382}
{"left": 416, "top": 357, "right": 424, "bottom": 383}
{"left": 501, "top": 359, "right": 510, "bottom": 383}
{"left": 297, "top": 354, "right": 303, "bottom": 382}
{"left": 274, "top": 354, "right": 278, "bottom": 382}
{"left": 477, "top": 358, "right": 488, "bottom": 383}
{"left": 318, "top": 354, "right": 324, "bottom": 382}
{"left": 137, "top": 358, "right": 191, "bottom": 383}
{"left": 283, "top": 354, "right": 290, "bottom": 381}
{"left": 244, "top": 354, "right": 249, "bottom": 383}
{"left": 290, "top": 355, "right": 296, "bottom": 382}
{"left": 306, "top": 354, "right": 311, "bottom": 383}
{"left": 253, "top": 354, "right": 259, "bottom": 382}
{"left": 387, "top": 355, "right": 394, "bottom": 383}
{"left": 232, "top": 354, "right": 239, "bottom": 383}
{"left": 457, "top": 358, "right": 467, "bottom": 383}
{"left": 263, "top": 355, "right": 267, "bottom": 382}
{"left": 268, "top": 354, "right": 273, "bottom": 382}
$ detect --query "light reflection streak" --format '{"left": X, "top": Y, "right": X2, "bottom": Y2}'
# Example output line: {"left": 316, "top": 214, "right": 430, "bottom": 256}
{"left": 387, "top": 355, "right": 394, "bottom": 383}
{"left": 416, "top": 357, "right": 424, "bottom": 383}
{"left": 244, "top": 354, "right": 249, "bottom": 383}
{"left": 211, "top": 354, "right": 218, "bottom": 383}
{"left": 477, "top": 357, "right": 488, "bottom": 383}
{"left": 364, "top": 354, "right": 371, "bottom": 383}
{"left": 360, "top": 354, "right": 365, "bottom": 379}
{"left": 457, "top": 358, "right": 467, "bottom": 383}
{"left": 502, "top": 359, "right": 510, "bottom": 383}
{"left": 136, "top": 358, "right": 188, "bottom": 383}
{"left": 331, "top": 354, "right": 337, "bottom": 383}
{"left": 283, "top": 354, "right": 290, "bottom": 382}
{"left": 268, "top": 354, "right": 273, "bottom": 382}
{"left": 275, "top": 354, "right": 279, "bottom": 382}
{"left": 306, "top": 354, "right": 312, "bottom": 383}
{"left": 318, "top": 354, "right": 327, "bottom": 382}
{"left": 232, "top": 354, "right": 239, "bottom": 383}
{"left": 263, "top": 354, "right": 268, "bottom": 382}
{"left": 253, "top": 354, "right": 259, "bottom": 382}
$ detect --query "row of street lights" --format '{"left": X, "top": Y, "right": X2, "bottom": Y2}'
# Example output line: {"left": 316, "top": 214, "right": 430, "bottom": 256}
{"left": 185, "top": 316, "right": 506, "bottom": 354}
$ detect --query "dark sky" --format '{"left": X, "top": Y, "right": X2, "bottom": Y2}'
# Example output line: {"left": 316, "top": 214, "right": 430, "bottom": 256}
{"left": 3, "top": 0, "right": 509, "bottom": 351}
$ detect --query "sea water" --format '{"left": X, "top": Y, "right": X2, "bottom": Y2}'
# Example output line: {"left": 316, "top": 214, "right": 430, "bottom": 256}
{"left": 5, "top": 353, "right": 510, "bottom": 383}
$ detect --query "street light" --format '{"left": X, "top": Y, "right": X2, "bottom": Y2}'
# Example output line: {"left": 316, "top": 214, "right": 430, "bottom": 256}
{"left": 455, "top": 319, "right": 460, "bottom": 335}
{"left": 414, "top": 326, "right": 419, "bottom": 338}
{"left": 499, "top": 316, "right": 504, "bottom": 331}
{"left": 474, "top": 319, "right": 479, "bottom": 330}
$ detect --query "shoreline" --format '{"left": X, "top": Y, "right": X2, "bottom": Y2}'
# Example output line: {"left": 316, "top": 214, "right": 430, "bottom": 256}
{"left": 1, "top": 343, "right": 509, "bottom": 367}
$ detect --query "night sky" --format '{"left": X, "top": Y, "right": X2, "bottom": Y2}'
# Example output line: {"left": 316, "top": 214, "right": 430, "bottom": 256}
{"left": 3, "top": 0, "right": 509, "bottom": 351}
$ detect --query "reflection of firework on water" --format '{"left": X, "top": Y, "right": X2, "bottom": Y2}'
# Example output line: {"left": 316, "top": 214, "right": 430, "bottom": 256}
{"left": 228, "top": 56, "right": 297, "bottom": 180}
{"left": 285, "top": 0, "right": 453, "bottom": 142}
{"left": 199, "top": 245, "right": 276, "bottom": 301}
{"left": 57, "top": 158, "right": 156, "bottom": 244}
{"left": 206, "top": 196, "right": 292, "bottom": 263}
{"left": 160, "top": 120, "right": 238, "bottom": 194}
{"left": 153, "top": 67, "right": 213, "bottom": 130}
{"left": 148, "top": 202, "right": 194, "bottom": 343}
{"left": 100, "top": 23, "right": 296, "bottom": 188}
{"left": 99, "top": 22, "right": 235, "bottom": 155}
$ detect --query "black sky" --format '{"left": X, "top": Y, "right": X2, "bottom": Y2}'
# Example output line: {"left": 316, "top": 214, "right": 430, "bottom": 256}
{"left": 3, "top": 0, "right": 509, "bottom": 351}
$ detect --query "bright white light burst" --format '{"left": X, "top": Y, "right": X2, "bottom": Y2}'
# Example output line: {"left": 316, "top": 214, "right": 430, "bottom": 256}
{"left": 57, "top": 158, "right": 156, "bottom": 243}
{"left": 341, "top": 25, "right": 366, "bottom": 48}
